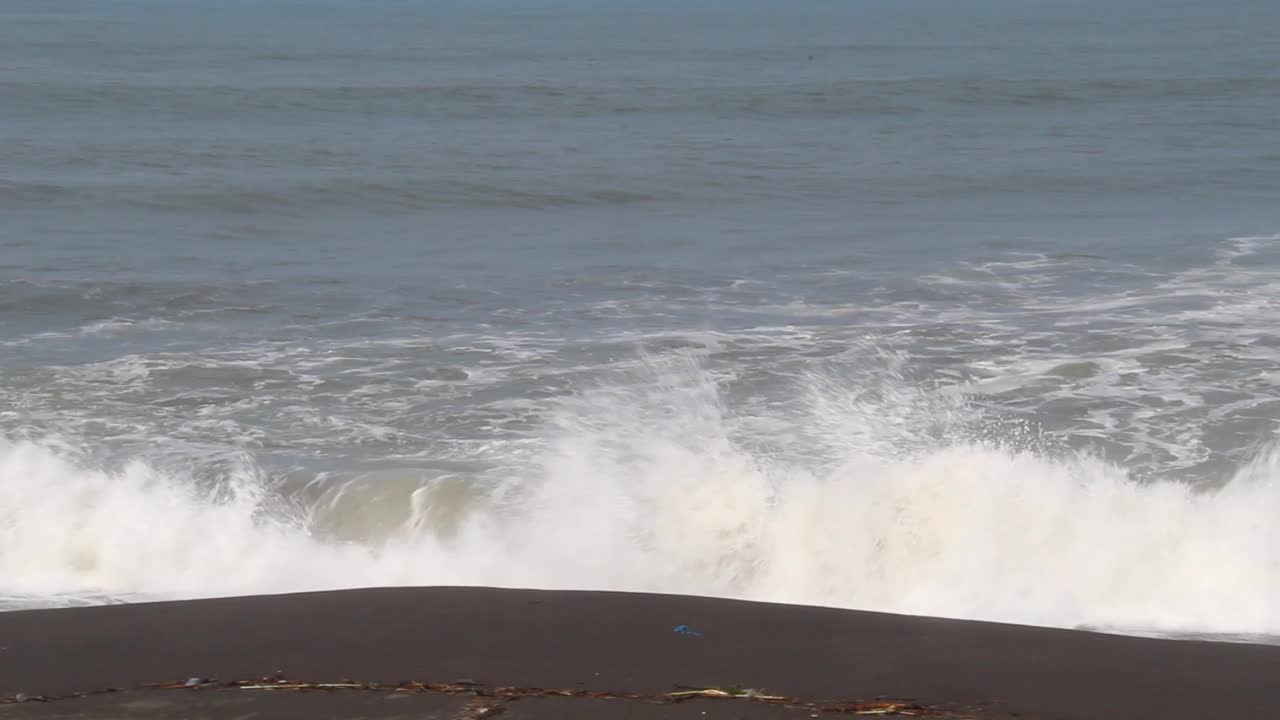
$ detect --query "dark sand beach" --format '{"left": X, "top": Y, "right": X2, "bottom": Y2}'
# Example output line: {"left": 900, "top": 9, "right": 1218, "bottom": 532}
{"left": 1, "top": 587, "right": 1278, "bottom": 719}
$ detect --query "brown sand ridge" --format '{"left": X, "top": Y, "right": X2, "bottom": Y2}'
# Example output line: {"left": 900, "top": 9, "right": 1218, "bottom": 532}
{"left": 0, "top": 587, "right": 1277, "bottom": 719}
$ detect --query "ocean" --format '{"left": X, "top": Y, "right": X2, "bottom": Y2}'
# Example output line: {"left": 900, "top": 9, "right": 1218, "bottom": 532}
{"left": 2, "top": 0, "right": 1279, "bottom": 639}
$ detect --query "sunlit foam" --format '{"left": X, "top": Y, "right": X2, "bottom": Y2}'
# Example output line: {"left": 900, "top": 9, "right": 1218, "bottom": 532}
{"left": 2, "top": 355, "right": 1278, "bottom": 636}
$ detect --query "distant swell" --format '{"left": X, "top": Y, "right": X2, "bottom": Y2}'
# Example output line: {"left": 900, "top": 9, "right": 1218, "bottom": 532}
{"left": 145, "top": 180, "right": 670, "bottom": 212}
{"left": 12, "top": 179, "right": 674, "bottom": 214}
{"left": 3, "top": 359, "right": 1278, "bottom": 636}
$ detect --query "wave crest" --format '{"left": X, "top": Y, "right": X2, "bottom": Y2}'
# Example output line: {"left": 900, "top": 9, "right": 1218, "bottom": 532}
{"left": 2, "top": 358, "right": 1277, "bottom": 636}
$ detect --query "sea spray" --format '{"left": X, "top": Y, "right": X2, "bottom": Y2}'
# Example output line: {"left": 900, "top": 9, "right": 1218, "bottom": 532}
{"left": 2, "top": 357, "right": 1278, "bottom": 636}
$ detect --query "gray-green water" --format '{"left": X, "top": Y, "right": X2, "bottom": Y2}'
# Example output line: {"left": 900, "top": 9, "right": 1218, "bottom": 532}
{"left": 2, "top": 0, "right": 1279, "bottom": 638}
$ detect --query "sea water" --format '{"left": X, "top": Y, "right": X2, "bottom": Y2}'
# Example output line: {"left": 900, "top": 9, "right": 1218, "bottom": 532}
{"left": 3, "top": 0, "right": 1280, "bottom": 639}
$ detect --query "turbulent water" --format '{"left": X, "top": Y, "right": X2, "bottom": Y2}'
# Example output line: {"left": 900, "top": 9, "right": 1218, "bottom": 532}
{"left": 3, "top": 0, "right": 1280, "bottom": 639}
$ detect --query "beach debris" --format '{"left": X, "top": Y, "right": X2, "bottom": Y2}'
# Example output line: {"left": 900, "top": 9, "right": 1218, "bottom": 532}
{"left": 673, "top": 624, "right": 702, "bottom": 636}
{"left": 847, "top": 702, "right": 925, "bottom": 716}
{"left": 829, "top": 700, "right": 938, "bottom": 716}
{"left": 1, "top": 676, "right": 977, "bottom": 717}
{"left": 667, "top": 686, "right": 783, "bottom": 701}
{"left": 239, "top": 682, "right": 366, "bottom": 690}
{"left": 1, "top": 689, "right": 114, "bottom": 706}
{"left": 148, "top": 679, "right": 218, "bottom": 690}
{"left": 456, "top": 698, "right": 507, "bottom": 719}
{"left": 664, "top": 686, "right": 946, "bottom": 716}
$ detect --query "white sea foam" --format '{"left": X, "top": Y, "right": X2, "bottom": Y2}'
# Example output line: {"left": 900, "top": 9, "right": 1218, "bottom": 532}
{"left": 2, "top": 356, "right": 1278, "bottom": 636}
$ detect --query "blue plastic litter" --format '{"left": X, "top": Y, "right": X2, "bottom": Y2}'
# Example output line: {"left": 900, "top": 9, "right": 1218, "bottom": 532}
{"left": 673, "top": 624, "right": 702, "bottom": 637}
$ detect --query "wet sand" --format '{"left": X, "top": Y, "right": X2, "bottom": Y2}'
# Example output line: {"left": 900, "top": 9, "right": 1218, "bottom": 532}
{"left": 1, "top": 587, "right": 1277, "bottom": 718}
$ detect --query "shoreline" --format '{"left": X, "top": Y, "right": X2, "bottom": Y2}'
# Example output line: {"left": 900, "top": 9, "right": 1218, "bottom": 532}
{"left": 2, "top": 586, "right": 1278, "bottom": 718}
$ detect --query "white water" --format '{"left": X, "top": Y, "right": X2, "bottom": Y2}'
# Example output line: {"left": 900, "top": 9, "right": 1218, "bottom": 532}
{"left": 2, "top": 358, "right": 1278, "bottom": 636}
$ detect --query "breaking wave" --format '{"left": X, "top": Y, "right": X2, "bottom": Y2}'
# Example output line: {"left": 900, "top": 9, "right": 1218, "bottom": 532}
{"left": 1, "top": 357, "right": 1277, "bottom": 636}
